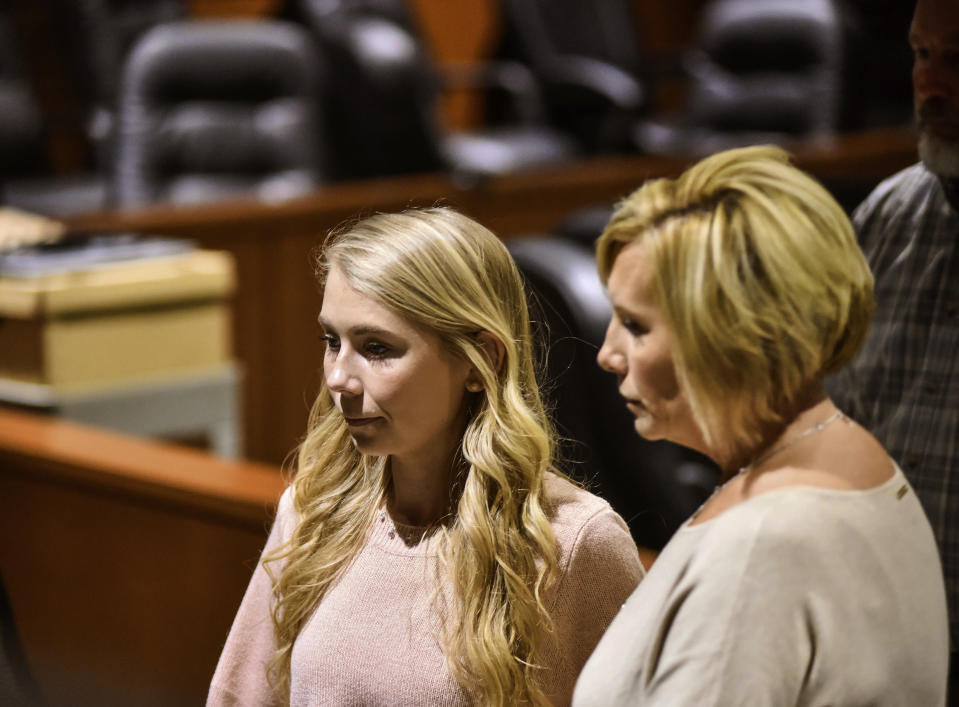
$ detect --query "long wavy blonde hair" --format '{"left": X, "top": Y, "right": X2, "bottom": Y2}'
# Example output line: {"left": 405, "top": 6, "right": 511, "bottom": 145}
{"left": 597, "top": 145, "right": 874, "bottom": 466}
{"left": 265, "top": 207, "right": 560, "bottom": 704}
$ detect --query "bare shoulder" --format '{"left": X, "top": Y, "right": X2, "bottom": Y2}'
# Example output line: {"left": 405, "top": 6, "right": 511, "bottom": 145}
{"left": 756, "top": 417, "right": 894, "bottom": 493}
{"left": 694, "top": 418, "right": 895, "bottom": 524}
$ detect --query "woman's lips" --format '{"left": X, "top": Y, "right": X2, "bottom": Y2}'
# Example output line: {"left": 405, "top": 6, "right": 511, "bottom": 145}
{"left": 344, "top": 416, "right": 379, "bottom": 427}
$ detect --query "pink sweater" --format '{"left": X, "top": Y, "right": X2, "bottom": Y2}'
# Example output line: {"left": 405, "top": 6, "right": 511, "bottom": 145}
{"left": 207, "top": 473, "right": 644, "bottom": 706}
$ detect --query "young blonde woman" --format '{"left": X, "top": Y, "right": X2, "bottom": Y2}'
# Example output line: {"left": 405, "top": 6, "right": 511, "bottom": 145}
{"left": 207, "top": 207, "right": 643, "bottom": 706}
{"left": 573, "top": 146, "right": 949, "bottom": 705}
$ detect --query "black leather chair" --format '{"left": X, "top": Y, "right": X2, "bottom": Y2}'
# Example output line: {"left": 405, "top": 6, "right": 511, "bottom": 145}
{"left": 1, "top": 1, "right": 184, "bottom": 217}
{"left": 507, "top": 235, "right": 718, "bottom": 549}
{"left": 113, "top": 20, "right": 324, "bottom": 208}
{"left": 293, "top": 0, "right": 577, "bottom": 182}
{"left": 52, "top": 0, "right": 187, "bottom": 171}
{"left": 0, "top": 17, "right": 44, "bottom": 184}
{"left": 496, "top": 0, "right": 649, "bottom": 153}
{"left": 552, "top": 202, "right": 616, "bottom": 249}
{"left": 0, "top": 12, "right": 106, "bottom": 218}
{"left": 635, "top": 0, "right": 844, "bottom": 156}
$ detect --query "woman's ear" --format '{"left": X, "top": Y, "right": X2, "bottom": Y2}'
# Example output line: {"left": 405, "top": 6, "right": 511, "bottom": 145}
{"left": 466, "top": 331, "right": 506, "bottom": 392}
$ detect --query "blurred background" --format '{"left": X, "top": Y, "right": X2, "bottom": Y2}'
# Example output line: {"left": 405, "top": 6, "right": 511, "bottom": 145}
{"left": 1, "top": 0, "right": 914, "bottom": 216}
{"left": 0, "top": 2, "right": 923, "bottom": 704}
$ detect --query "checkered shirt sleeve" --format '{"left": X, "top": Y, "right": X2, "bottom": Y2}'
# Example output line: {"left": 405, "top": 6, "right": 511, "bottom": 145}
{"left": 828, "top": 163, "right": 959, "bottom": 647}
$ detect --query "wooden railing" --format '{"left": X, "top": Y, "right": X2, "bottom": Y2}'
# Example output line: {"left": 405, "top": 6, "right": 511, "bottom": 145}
{"left": 0, "top": 407, "right": 285, "bottom": 706}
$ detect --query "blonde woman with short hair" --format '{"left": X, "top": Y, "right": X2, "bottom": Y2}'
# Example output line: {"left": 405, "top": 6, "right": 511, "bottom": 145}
{"left": 208, "top": 207, "right": 643, "bottom": 706}
{"left": 573, "top": 146, "right": 948, "bottom": 705}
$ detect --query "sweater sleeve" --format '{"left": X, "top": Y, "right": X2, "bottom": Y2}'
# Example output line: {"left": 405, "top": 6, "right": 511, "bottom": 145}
{"left": 206, "top": 487, "right": 294, "bottom": 707}
{"left": 642, "top": 505, "right": 825, "bottom": 706}
{"left": 544, "top": 507, "right": 645, "bottom": 706}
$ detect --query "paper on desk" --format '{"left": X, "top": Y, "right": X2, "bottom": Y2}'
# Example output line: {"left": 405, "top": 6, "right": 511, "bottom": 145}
{"left": 0, "top": 207, "right": 66, "bottom": 252}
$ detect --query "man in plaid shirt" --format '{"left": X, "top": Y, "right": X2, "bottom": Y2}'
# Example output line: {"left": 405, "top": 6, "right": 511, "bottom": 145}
{"left": 829, "top": 0, "right": 959, "bottom": 688}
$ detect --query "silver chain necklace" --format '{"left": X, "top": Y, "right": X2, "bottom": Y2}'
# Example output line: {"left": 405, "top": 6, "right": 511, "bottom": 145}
{"left": 739, "top": 409, "right": 846, "bottom": 476}
{"left": 691, "top": 409, "right": 847, "bottom": 523}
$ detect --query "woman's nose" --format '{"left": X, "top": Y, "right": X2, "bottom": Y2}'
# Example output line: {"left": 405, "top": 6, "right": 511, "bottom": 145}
{"left": 597, "top": 321, "right": 626, "bottom": 376}
{"left": 325, "top": 357, "right": 362, "bottom": 395}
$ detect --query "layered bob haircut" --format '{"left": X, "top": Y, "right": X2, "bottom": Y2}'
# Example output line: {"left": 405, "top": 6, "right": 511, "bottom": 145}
{"left": 597, "top": 145, "right": 874, "bottom": 463}
{"left": 266, "top": 207, "right": 559, "bottom": 705}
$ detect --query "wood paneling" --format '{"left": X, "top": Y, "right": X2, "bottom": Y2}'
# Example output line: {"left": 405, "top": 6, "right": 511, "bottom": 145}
{"left": 0, "top": 408, "right": 284, "bottom": 706}
{"left": 632, "top": 0, "right": 708, "bottom": 53}
{"left": 410, "top": 0, "right": 501, "bottom": 130}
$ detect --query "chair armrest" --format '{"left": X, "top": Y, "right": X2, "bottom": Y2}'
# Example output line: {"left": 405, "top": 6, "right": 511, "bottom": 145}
{"left": 439, "top": 59, "right": 545, "bottom": 124}
{"left": 539, "top": 55, "right": 646, "bottom": 112}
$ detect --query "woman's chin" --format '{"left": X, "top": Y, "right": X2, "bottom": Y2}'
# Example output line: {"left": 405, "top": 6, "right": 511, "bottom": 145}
{"left": 347, "top": 433, "right": 385, "bottom": 456}
{"left": 631, "top": 415, "right": 662, "bottom": 441}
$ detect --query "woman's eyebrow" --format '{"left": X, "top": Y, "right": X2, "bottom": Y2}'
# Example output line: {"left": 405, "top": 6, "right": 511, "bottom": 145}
{"left": 316, "top": 316, "right": 391, "bottom": 338}
{"left": 349, "top": 325, "right": 392, "bottom": 336}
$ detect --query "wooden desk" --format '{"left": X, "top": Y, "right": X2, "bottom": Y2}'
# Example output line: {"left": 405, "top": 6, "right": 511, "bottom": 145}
{"left": 67, "top": 129, "right": 918, "bottom": 464}
{"left": 0, "top": 408, "right": 284, "bottom": 706}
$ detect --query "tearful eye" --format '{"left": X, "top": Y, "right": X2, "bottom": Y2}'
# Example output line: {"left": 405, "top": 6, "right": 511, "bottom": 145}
{"left": 321, "top": 334, "right": 340, "bottom": 352}
{"left": 365, "top": 342, "right": 391, "bottom": 358}
{"left": 623, "top": 319, "right": 647, "bottom": 337}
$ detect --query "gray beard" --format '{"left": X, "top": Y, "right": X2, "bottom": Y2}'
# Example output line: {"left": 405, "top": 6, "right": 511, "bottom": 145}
{"left": 918, "top": 130, "right": 959, "bottom": 177}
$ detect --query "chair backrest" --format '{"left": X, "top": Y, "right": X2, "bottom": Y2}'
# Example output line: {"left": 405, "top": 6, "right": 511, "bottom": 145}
{"left": 507, "top": 235, "right": 718, "bottom": 549}
{"left": 51, "top": 0, "right": 187, "bottom": 167}
{"left": 294, "top": 0, "right": 447, "bottom": 180}
{"left": 685, "top": 0, "right": 843, "bottom": 137}
{"left": 58, "top": 0, "right": 186, "bottom": 108}
{"left": 293, "top": 0, "right": 577, "bottom": 180}
{"left": 113, "top": 20, "right": 324, "bottom": 208}
{"left": 497, "top": 0, "right": 647, "bottom": 151}
{"left": 500, "top": 0, "right": 645, "bottom": 79}
{"left": 0, "top": 14, "right": 46, "bottom": 182}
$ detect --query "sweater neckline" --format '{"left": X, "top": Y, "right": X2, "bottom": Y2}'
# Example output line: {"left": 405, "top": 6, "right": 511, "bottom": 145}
{"left": 680, "top": 463, "right": 906, "bottom": 533}
{"left": 369, "top": 507, "right": 444, "bottom": 556}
